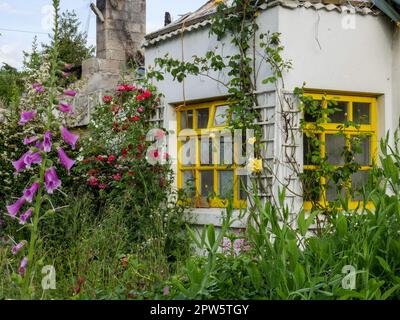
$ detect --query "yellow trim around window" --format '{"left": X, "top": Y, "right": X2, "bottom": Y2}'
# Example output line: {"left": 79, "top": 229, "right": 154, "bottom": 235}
{"left": 177, "top": 101, "right": 247, "bottom": 209}
{"left": 302, "top": 93, "right": 378, "bottom": 211}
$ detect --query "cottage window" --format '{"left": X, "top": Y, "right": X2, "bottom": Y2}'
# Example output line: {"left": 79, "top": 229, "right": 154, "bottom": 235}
{"left": 177, "top": 101, "right": 247, "bottom": 208}
{"left": 302, "top": 93, "right": 377, "bottom": 210}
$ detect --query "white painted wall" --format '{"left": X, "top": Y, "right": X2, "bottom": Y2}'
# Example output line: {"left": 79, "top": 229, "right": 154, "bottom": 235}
{"left": 278, "top": 7, "right": 395, "bottom": 140}
{"left": 145, "top": 5, "right": 400, "bottom": 221}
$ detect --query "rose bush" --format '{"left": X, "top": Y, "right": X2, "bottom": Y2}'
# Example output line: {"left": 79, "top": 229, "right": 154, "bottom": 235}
{"left": 76, "top": 78, "right": 190, "bottom": 277}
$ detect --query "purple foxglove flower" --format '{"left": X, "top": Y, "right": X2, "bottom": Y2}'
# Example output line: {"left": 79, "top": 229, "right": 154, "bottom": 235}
{"left": 44, "top": 167, "right": 61, "bottom": 194}
{"left": 57, "top": 147, "right": 76, "bottom": 175}
{"left": 59, "top": 102, "right": 73, "bottom": 114}
{"left": 12, "top": 151, "right": 30, "bottom": 172}
{"left": 64, "top": 89, "right": 77, "bottom": 97}
{"left": 19, "top": 209, "right": 33, "bottom": 225}
{"left": 18, "top": 111, "right": 37, "bottom": 126}
{"left": 35, "top": 140, "right": 44, "bottom": 151}
{"left": 23, "top": 182, "right": 39, "bottom": 203}
{"left": 12, "top": 242, "right": 25, "bottom": 255}
{"left": 43, "top": 131, "right": 52, "bottom": 153}
{"left": 32, "top": 83, "right": 44, "bottom": 92}
{"left": 6, "top": 197, "right": 25, "bottom": 218}
{"left": 23, "top": 136, "right": 39, "bottom": 145}
{"left": 60, "top": 126, "right": 79, "bottom": 150}
{"left": 18, "top": 257, "right": 28, "bottom": 276}
{"left": 25, "top": 152, "right": 42, "bottom": 168}
{"left": 13, "top": 151, "right": 42, "bottom": 172}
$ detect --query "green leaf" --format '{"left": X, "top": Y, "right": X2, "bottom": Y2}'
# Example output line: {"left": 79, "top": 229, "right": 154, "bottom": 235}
{"left": 294, "top": 264, "right": 306, "bottom": 288}
{"left": 376, "top": 256, "right": 392, "bottom": 273}
{"left": 207, "top": 224, "right": 216, "bottom": 248}
{"left": 381, "top": 284, "right": 400, "bottom": 300}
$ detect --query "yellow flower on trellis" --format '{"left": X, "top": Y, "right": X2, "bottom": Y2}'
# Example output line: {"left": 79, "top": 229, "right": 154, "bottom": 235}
{"left": 248, "top": 137, "right": 256, "bottom": 145}
{"left": 248, "top": 158, "right": 263, "bottom": 173}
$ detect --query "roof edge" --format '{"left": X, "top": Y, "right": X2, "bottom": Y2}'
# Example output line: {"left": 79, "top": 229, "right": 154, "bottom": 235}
{"left": 144, "top": 0, "right": 380, "bottom": 48}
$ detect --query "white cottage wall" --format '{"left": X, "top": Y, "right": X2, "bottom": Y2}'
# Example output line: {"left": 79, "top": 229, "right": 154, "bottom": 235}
{"left": 145, "top": 8, "right": 279, "bottom": 227}
{"left": 145, "top": 5, "right": 399, "bottom": 224}
{"left": 275, "top": 7, "right": 395, "bottom": 215}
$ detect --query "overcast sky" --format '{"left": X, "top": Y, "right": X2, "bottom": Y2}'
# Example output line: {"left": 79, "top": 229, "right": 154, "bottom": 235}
{"left": 0, "top": 0, "right": 206, "bottom": 69}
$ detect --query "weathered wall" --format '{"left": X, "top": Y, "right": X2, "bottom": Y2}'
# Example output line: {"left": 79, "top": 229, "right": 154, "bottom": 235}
{"left": 96, "top": 0, "right": 146, "bottom": 62}
{"left": 75, "top": 0, "right": 147, "bottom": 127}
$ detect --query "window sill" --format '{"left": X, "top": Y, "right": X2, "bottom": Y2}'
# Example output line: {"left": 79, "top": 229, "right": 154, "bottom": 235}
{"left": 184, "top": 207, "right": 248, "bottom": 228}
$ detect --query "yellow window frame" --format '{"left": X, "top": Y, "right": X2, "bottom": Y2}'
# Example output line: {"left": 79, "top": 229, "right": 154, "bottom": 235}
{"left": 177, "top": 101, "right": 247, "bottom": 209}
{"left": 302, "top": 93, "right": 378, "bottom": 211}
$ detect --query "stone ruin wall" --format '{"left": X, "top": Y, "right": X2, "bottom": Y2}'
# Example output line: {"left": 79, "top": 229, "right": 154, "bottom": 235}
{"left": 72, "top": 0, "right": 146, "bottom": 127}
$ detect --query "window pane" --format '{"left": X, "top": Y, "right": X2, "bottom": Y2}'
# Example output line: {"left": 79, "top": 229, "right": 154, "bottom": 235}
{"left": 214, "top": 105, "right": 229, "bottom": 126}
{"left": 304, "top": 100, "right": 322, "bottom": 123}
{"left": 303, "top": 134, "right": 320, "bottom": 165}
{"left": 182, "top": 170, "right": 195, "bottom": 197}
{"left": 238, "top": 175, "right": 247, "bottom": 200}
{"left": 218, "top": 171, "right": 234, "bottom": 199}
{"left": 197, "top": 108, "right": 209, "bottom": 129}
{"left": 353, "top": 102, "right": 370, "bottom": 124}
{"left": 181, "top": 137, "right": 195, "bottom": 166}
{"left": 325, "top": 134, "right": 346, "bottom": 165}
{"left": 220, "top": 137, "right": 233, "bottom": 165}
{"left": 328, "top": 101, "right": 348, "bottom": 123}
{"left": 325, "top": 179, "right": 346, "bottom": 202}
{"left": 200, "top": 171, "right": 214, "bottom": 197}
{"left": 200, "top": 137, "right": 213, "bottom": 166}
{"left": 302, "top": 170, "right": 320, "bottom": 202}
{"left": 180, "top": 110, "right": 193, "bottom": 129}
{"left": 353, "top": 136, "right": 371, "bottom": 166}
{"left": 351, "top": 171, "right": 370, "bottom": 201}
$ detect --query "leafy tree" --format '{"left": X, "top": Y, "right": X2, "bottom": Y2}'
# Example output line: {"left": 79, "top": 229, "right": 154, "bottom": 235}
{"left": 43, "top": 10, "right": 94, "bottom": 68}
{"left": 0, "top": 63, "right": 24, "bottom": 107}
{"left": 23, "top": 36, "right": 42, "bottom": 72}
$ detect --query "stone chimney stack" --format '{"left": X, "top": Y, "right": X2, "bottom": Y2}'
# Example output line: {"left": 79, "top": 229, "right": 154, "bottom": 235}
{"left": 75, "top": 0, "right": 146, "bottom": 127}
{"left": 96, "top": 0, "right": 146, "bottom": 64}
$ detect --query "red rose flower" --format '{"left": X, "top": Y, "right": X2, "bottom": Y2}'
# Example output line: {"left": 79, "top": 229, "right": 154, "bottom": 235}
{"left": 108, "top": 155, "right": 116, "bottom": 163}
{"left": 132, "top": 115, "right": 140, "bottom": 121}
{"left": 113, "top": 173, "right": 122, "bottom": 181}
{"left": 96, "top": 155, "right": 104, "bottom": 161}
{"left": 117, "top": 84, "right": 127, "bottom": 91}
{"left": 143, "top": 90, "right": 152, "bottom": 99}
{"left": 89, "top": 176, "right": 99, "bottom": 186}
{"left": 136, "top": 95, "right": 144, "bottom": 101}
{"left": 103, "top": 95, "right": 113, "bottom": 104}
